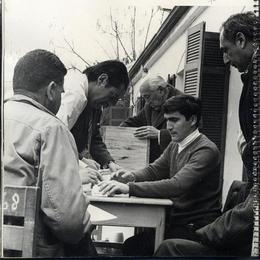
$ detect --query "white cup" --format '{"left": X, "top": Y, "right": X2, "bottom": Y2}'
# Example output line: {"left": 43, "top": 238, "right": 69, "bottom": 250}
{"left": 110, "top": 232, "right": 124, "bottom": 243}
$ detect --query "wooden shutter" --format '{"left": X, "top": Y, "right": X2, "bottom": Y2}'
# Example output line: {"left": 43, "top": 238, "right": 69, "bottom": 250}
{"left": 200, "top": 32, "right": 229, "bottom": 153}
{"left": 184, "top": 25, "right": 229, "bottom": 177}
{"left": 184, "top": 22, "right": 205, "bottom": 97}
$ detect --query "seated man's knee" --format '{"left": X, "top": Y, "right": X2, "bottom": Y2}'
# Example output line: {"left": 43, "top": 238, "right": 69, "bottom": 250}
{"left": 155, "top": 238, "right": 207, "bottom": 257}
{"left": 154, "top": 239, "right": 180, "bottom": 256}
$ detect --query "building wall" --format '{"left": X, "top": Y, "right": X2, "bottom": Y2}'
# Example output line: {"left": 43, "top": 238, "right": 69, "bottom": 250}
{"left": 131, "top": 4, "right": 253, "bottom": 203}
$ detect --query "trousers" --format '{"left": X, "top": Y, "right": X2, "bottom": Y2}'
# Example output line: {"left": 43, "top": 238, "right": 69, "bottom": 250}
{"left": 154, "top": 239, "right": 219, "bottom": 257}
{"left": 123, "top": 223, "right": 201, "bottom": 256}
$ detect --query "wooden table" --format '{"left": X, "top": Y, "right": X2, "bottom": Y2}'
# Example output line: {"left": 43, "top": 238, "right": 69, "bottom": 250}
{"left": 88, "top": 195, "right": 173, "bottom": 252}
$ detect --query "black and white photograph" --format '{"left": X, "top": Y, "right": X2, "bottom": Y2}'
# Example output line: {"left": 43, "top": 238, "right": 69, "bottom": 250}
{"left": 1, "top": 0, "right": 259, "bottom": 258}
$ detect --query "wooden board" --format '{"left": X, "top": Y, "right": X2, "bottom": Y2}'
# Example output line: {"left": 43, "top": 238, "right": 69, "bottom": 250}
{"left": 101, "top": 126, "right": 150, "bottom": 172}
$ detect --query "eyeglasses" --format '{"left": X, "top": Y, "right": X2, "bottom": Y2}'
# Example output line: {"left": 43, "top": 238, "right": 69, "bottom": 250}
{"left": 141, "top": 86, "right": 163, "bottom": 101}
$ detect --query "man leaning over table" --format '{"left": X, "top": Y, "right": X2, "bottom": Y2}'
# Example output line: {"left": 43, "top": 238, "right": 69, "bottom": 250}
{"left": 56, "top": 61, "right": 129, "bottom": 185}
{"left": 98, "top": 94, "right": 223, "bottom": 256}
{"left": 3, "top": 49, "right": 94, "bottom": 257}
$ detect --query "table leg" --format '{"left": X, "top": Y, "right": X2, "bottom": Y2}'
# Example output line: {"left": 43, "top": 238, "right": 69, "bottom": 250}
{"left": 154, "top": 208, "right": 166, "bottom": 252}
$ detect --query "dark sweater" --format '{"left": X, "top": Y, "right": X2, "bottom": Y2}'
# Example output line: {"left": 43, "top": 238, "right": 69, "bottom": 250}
{"left": 129, "top": 134, "right": 222, "bottom": 224}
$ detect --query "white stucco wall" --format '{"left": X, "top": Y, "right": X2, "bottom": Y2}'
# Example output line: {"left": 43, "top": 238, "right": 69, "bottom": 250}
{"left": 131, "top": 4, "right": 253, "bottom": 203}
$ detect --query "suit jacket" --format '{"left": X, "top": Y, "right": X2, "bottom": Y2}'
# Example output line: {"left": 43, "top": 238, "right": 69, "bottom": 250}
{"left": 196, "top": 190, "right": 253, "bottom": 256}
{"left": 121, "top": 87, "right": 180, "bottom": 162}
{"left": 71, "top": 103, "right": 113, "bottom": 166}
{"left": 195, "top": 62, "right": 254, "bottom": 256}
{"left": 239, "top": 64, "right": 255, "bottom": 180}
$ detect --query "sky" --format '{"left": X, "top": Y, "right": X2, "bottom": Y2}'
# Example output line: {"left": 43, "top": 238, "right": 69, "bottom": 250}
{"left": 3, "top": 0, "right": 175, "bottom": 81}
{"left": 3, "top": 0, "right": 253, "bottom": 99}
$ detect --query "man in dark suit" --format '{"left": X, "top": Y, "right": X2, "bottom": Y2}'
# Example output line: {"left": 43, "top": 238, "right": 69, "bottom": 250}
{"left": 154, "top": 12, "right": 257, "bottom": 257}
{"left": 57, "top": 60, "right": 129, "bottom": 183}
{"left": 121, "top": 75, "right": 182, "bottom": 162}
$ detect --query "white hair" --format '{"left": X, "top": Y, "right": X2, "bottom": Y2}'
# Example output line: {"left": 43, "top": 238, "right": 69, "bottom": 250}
{"left": 139, "top": 74, "right": 167, "bottom": 92}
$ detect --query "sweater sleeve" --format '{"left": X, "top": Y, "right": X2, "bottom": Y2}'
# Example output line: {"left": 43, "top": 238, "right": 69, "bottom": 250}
{"left": 120, "top": 107, "right": 147, "bottom": 127}
{"left": 132, "top": 143, "right": 173, "bottom": 182}
{"left": 129, "top": 145, "right": 220, "bottom": 198}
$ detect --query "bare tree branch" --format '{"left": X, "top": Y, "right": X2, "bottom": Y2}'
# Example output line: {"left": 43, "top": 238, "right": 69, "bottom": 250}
{"left": 64, "top": 38, "right": 91, "bottom": 66}
{"left": 109, "top": 8, "right": 133, "bottom": 61}
{"left": 113, "top": 21, "right": 133, "bottom": 62}
{"left": 143, "top": 8, "right": 154, "bottom": 50}
{"left": 95, "top": 39, "right": 113, "bottom": 59}
{"left": 110, "top": 41, "right": 118, "bottom": 58}
{"left": 110, "top": 9, "right": 119, "bottom": 59}
{"left": 67, "top": 65, "right": 83, "bottom": 73}
{"left": 131, "top": 7, "right": 136, "bottom": 60}
{"left": 160, "top": 9, "right": 165, "bottom": 25}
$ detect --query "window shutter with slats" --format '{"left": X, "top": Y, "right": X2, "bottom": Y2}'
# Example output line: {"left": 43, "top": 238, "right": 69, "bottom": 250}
{"left": 184, "top": 22, "right": 205, "bottom": 97}
{"left": 183, "top": 23, "right": 230, "bottom": 180}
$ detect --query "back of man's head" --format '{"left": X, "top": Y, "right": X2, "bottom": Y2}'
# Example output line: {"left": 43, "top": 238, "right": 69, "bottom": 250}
{"left": 163, "top": 94, "right": 202, "bottom": 127}
{"left": 13, "top": 49, "right": 67, "bottom": 93}
{"left": 83, "top": 60, "right": 129, "bottom": 90}
{"left": 220, "top": 12, "right": 258, "bottom": 43}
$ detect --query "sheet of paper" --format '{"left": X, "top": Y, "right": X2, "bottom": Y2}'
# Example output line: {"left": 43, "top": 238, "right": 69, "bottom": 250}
{"left": 88, "top": 204, "right": 117, "bottom": 222}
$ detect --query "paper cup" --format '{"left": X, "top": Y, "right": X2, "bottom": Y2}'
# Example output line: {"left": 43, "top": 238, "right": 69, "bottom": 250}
{"left": 110, "top": 232, "right": 124, "bottom": 243}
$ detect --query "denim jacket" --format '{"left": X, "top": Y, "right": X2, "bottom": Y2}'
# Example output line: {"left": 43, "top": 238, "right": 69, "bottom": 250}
{"left": 4, "top": 94, "right": 91, "bottom": 257}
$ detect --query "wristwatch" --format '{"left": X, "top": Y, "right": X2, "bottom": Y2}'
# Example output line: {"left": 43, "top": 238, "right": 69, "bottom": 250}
{"left": 102, "top": 160, "right": 115, "bottom": 169}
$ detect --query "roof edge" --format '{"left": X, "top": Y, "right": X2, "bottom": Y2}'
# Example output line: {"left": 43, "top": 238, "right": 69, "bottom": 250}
{"left": 129, "top": 6, "right": 192, "bottom": 79}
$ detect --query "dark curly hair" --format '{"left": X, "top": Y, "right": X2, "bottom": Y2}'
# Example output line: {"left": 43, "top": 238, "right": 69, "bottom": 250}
{"left": 220, "top": 12, "right": 259, "bottom": 43}
{"left": 163, "top": 94, "right": 202, "bottom": 127}
{"left": 13, "top": 49, "right": 67, "bottom": 92}
{"left": 83, "top": 60, "right": 129, "bottom": 90}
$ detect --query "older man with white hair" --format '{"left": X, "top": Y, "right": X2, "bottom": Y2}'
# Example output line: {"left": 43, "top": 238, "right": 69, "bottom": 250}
{"left": 121, "top": 75, "right": 182, "bottom": 162}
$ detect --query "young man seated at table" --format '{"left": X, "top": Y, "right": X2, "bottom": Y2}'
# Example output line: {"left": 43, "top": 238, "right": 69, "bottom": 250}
{"left": 98, "top": 94, "right": 223, "bottom": 256}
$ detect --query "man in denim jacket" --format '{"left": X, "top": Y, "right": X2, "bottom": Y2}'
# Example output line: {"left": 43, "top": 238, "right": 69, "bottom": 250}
{"left": 4, "top": 49, "right": 92, "bottom": 257}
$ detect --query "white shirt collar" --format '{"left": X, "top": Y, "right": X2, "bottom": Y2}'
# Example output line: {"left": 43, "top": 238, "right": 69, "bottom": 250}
{"left": 178, "top": 129, "right": 201, "bottom": 153}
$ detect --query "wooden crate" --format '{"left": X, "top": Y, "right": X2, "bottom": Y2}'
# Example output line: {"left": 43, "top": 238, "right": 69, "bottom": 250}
{"left": 101, "top": 126, "right": 150, "bottom": 172}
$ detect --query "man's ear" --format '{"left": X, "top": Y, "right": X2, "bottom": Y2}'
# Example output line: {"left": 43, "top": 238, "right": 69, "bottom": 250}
{"left": 46, "top": 81, "right": 56, "bottom": 101}
{"left": 235, "top": 32, "right": 247, "bottom": 49}
{"left": 190, "top": 115, "right": 198, "bottom": 127}
{"left": 97, "top": 73, "right": 109, "bottom": 87}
